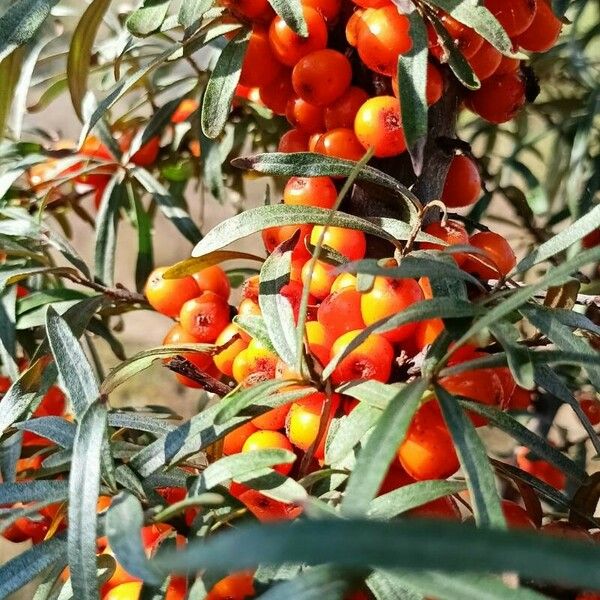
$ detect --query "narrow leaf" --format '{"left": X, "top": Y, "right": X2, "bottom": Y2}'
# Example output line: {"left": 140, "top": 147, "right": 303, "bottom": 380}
{"left": 127, "top": 0, "right": 171, "bottom": 36}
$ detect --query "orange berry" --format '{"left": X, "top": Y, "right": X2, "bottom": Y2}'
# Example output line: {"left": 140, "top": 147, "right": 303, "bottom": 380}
{"left": 302, "top": 0, "right": 341, "bottom": 21}
{"left": 356, "top": 5, "right": 412, "bottom": 76}
{"left": 330, "top": 329, "right": 395, "bottom": 385}
{"left": 360, "top": 276, "right": 424, "bottom": 343}
{"left": 465, "top": 231, "right": 517, "bottom": 280}
{"left": 278, "top": 128, "right": 309, "bottom": 152}
{"left": 354, "top": 96, "right": 406, "bottom": 158}
{"left": 466, "top": 71, "right": 526, "bottom": 123}
{"left": 331, "top": 272, "right": 357, "bottom": 292}
{"left": 214, "top": 323, "right": 248, "bottom": 377}
{"left": 314, "top": 128, "right": 366, "bottom": 161}
{"left": 441, "top": 154, "right": 481, "bottom": 208}
{"left": 514, "top": 0, "right": 562, "bottom": 53}
{"left": 324, "top": 86, "right": 370, "bottom": 130}
{"left": 415, "top": 318, "right": 445, "bottom": 351}
{"left": 269, "top": 6, "right": 328, "bottom": 66}
{"left": 222, "top": 0, "right": 273, "bottom": 20}
{"left": 145, "top": 267, "right": 200, "bottom": 318}
{"left": 398, "top": 400, "right": 460, "bottom": 481}
{"left": 279, "top": 279, "right": 316, "bottom": 321}
{"left": 237, "top": 488, "right": 303, "bottom": 522}
{"left": 130, "top": 136, "right": 160, "bottom": 167}
{"left": 34, "top": 386, "right": 66, "bottom": 417}
{"left": 163, "top": 324, "right": 217, "bottom": 388}
{"left": 428, "top": 16, "right": 483, "bottom": 60}
{"left": 193, "top": 265, "right": 231, "bottom": 300}
{"left": 468, "top": 40, "right": 502, "bottom": 80}
{"left": 502, "top": 500, "right": 536, "bottom": 529}
{"left": 392, "top": 62, "right": 444, "bottom": 106}
{"left": 286, "top": 392, "right": 340, "bottom": 459}
{"left": 317, "top": 289, "right": 365, "bottom": 340}
{"left": 240, "top": 28, "right": 282, "bottom": 88}
{"left": 581, "top": 397, "right": 600, "bottom": 426}
{"left": 262, "top": 223, "right": 312, "bottom": 255}
{"left": 171, "top": 98, "right": 199, "bottom": 124}
{"left": 515, "top": 446, "right": 566, "bottom": 490}
{"left": 301, "top": 259, "right": 337, "bottom": 300}
{"left": 305, "top": 320, "right": 333, "bottom": 366}
{"left": 495, "top": 55, "right": 521, "bottom": 75}
{"left": 206, "top": 572, "right": 255, "bottom": 600}
{"left": 223, "top": 422, "right": 259, "bottom": 455}
{"left": 484, "top": 0, "right": 537, "bottom": 37}
{"left": 420, "top": 219, "right": 469, "bottom": 265}
{"left": 259, "top": 70, "right": 294, "bottom": 115}
{"left": 286, "top": 97, "right": 325, "bottom": 134}
{"left": 252, "top": 402, "right": 291, "bottom": 430}
{"left": 345, "top": 8, "right": 365, "bottom": 47}
{"left": 292, "top": 49, "right": 352, "bottom": 106}
{"left": 179, "top": 291, "right": 231, "bottom": 342}
{"left": 283, "top": 176, "right": 337, "bottom": 209}
{"left": 242, "top": 430, "right": 295, "bottom": 475}
{"left": 232, "top": 339, "right": 278, "bottom": 385}
{"left": 352, "top": 0, "right": 389, "bottom": 7}
{"left": 310, "top": 226, "right": 367, "bottom": 261}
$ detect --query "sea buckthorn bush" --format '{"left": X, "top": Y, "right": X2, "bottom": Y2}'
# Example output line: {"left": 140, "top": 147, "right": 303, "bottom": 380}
{"left": 0, "top": 0, "right": 599, "bottom": 599}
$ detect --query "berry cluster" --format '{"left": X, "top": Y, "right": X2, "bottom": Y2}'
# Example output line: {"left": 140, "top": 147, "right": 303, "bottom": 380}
{"left": 228, "top": 0, "right": 562, "bottom": 161}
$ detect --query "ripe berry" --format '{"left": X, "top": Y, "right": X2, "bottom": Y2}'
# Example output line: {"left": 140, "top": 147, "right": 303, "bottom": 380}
{"left": 330, "top": 329, "right": 395, "bottom": 385}
{"left": 222, "top": 0, "right": 273, "bottom": 21}
{"left": 269, "top": 7, "right": 328, "bottom": 66}
{"left": 428, "top": 16, "right": 483, "bottom": 60}
{"left": 262, "top": 223, "right": 312, "bottom": 254}
{"left": 305, "top": 320, "right": 333, "bottom": 366}
{"left": 495, "top": 55, "right": 521, "bottom": 75}
{"left": 354, "top": 96, "right": 407, "bottom": 158}
{"left": 324, "top": 87, "right": 369, "bottom": 130}
{"left": 502, "top": 500, "right": 537, "bottom": 529}
{"left": 331, "top": 272, "right": 357, "bottom": 292}
{"left": 129, "top": 136, "right": 160, "bottom": 167}
{"left": 213, "top": 323, "right": 248, "bottom": 377}
{"left": 485, "top": 0, "right": 537, "bottom": 37}
{"left": 292, "top": 49, "right": 352, "bottom": 106}
{"left": 240, "top": 28, "right": 282, "bottom": 88}
{"left": 179, "top": 291, "right": 231, "bottom": 342}
{"left": 278, "top": 128, "right": 309, "bottom": 152}
{"left": 345, "top": 8, "right": 366, "bottom": 47}
{"left": 259, "top": 70, "right": 294, "bottom": 115}
{"left": 352, "top": 0, "right": 389, "bottom": 7}
{"left": 317, "top": 289, "right": 366, "bottom": 340}
{"left": 242, "top": 430, "right": 295, "bottom": 475}
{"left": 286, "top": 97, "right": 325, "bottom": 134}
{"left": 356, "top": 5, "right": 412, "bottom": 76}
{"left": 236, "top": 488, "right": 302, "bottom": 522}
{"left": 398, "top": 400, "right": 460, "bottom": 481}
{"left": 515, "top": 446, "right": 566, "bottom": 490}
{"left": 193, "top": 265, "right": 231, "bottom": 300}
{"left": 392, "top": 62, "right": 444, "bottom": 106}
{"left": 580, "top": 397, "right": 600, "bottom": 426}
{"left": 466, "top": 71, "right": 526, "bottom": 123}
{"left": 314, "top": 128, "right": 366, "bottom": 161}
{"left": 310, "top": 226, "right": 367, "bottom": 261}
{"left": 361, "top": 276, "right": 424, "bottom": 343}
{"left": 465, "top": 231, "right": 517, "bottom": 280}
{"left": 441, "top": 155, "right": 481, "bottom": 208}
{"left": 232, "top": 339, "right": 278, "bottom": 384}
{"left": 583, "top": 229, "right": 600, "bottom": 249}
{"left": 284, "top": 176, "right": 337, "bottom": 209}
{"left": 145, "top": 267, "right": 200, "bottom": 318}
{"left": 420, "top": 219, "right": 469, "bottom": 265}
{"left": 171, "top": 99, "right": 199, "bottom": 124}
{"left": 301, "top": 259, "right": 337, "bottom": 300}
{"left": 252, "top": 402, "right": 291, "bottom": 430}
{"left": 468, "top": 40, "right": 502, "bottom": 80}
{"left": 514, "top": 0, "right": 562, "bottom": 53}
{"left": 223, "top": 421, "right": 258, "bottom": 455}
{"left": 415, "top": 318, "right": 445, "bottom": 351}
{"left": 302, "top": 0, "right": 342, "bottom": 21}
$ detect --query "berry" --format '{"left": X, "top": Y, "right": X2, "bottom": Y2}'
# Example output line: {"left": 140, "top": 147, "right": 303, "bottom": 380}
{"left": 465, "top": 231, "right": 517, "bottom": 280}
{"left": 145, "top": 267, "right": 200, "bottom": 318}
{"left": 223, "top": 422, "right": 259, "bottom": 455}
{"left": 441, "top": 155, "right": 482, "bottom": 208}
{"left": 420, "top": 219, "right": 469, "bottom": 265}
{"left": 428, "top": 16, "right": 483, "bottom": 60}
{"left": 317, "top": 289, "right": 366, "bottom": 340}
{"left": 301, "top": 259, "right": 337, "bottom": 300}
{"left": 242, "top": 430, "right": 295, "bottom": 475}
{"left": 515, "top": 446, "right": 566, "bottom": 490}
{"left": 310, "top": 225, "right": 367, "bottom": 261}
{"left": 392, "top": 62, "right": 444, "bottom": 106}
{"left": 259, "top": 70, "right": 294, "bottom": 115}
{"left": 179, "top": 291, "right": 231, "bottom": 342}
{"left": 514, "top": 0, "right": 562, "bottom": 53}
{"left": 283, "top": 176, "right": 337, "bottom": 209}
{"left": 286, "top": 97, "right": 325, "bottom": 134}
{"left": 314, "top": 128, "right": 366, "bottom": 161}
{"left": 324, "top": 87, "right": 370, "bottom": 130}
{"left": 466, "top": 71, "right": 526, "bottom": 123}
{"left": 354, "top": 96, "right": 406, "bottom": 158}
{"left": 278, "top": 128, "right": 309, "bottom": 152}
{"left": 468, "top": 40, "right": 502, "bottom": 81}
{"left": 302, "top": 0, "right": 342, "bottom": 22}
{"left": 213, "top": 323, "right": 248, "bottom": 377}
{"left": 485, "top": 0, "right": 537, "bottom": 37}
{"left": 193, "top": 265, "right": 231, "bottom": 299}
{"left": 240, "top": 28, "right": 282, "bottom": 88}
{"left": 502, "top": 500, "right": 537, "bottom": 529}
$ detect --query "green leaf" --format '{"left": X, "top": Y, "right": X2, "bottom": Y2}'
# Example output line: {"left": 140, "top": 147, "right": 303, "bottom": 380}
{"left": 0, "top": 537, "right": 66, "bottom": 600}
{"left": 426, "top": 0, "right": 513, "bottom": 54}
{"left": 0, "top": 0, "right": 58, "bottom": 62}
{"left": 326, "top": 401, "right": 380, "bottom": 465}
{"left": 67, "top": 0, "right": 112, "bottom": 120}
{"left": 201, "top": 29, "right": 250, "bottom": 139}
{"left": 214, "top": 380, "right": 313, "bottom": 425}
{"left": 427, "top": 12, "right": 479, "bottom": 89}
{"left": 101, "top": 343, "right": 216, "bottom": 395}
{"left": 129, "top": 182, "right": 154, "bottom": 291}
{"left": 46, "top": 306, "right": 100, "bottom": 418}
{"left": 488, "top": 320, "right": 534, "bottom": 390}
{"left": 95, "top": 176, "right": 124, "bottom": 287}
{"left": 108, "top": 412, "right": 176, "bottom": 436}
{"left": 153, "top": 518, "right": 600, "bottom": 590}
{"left": 133, "top": 168, "right": 203, "bottom": 244}
{"left": 258, "top": 565, "right": 351, "bottom": 600}
{"left": 164, "top": 251, "right": 263, "bottom": 278}
{"left": 516, "top": 203, "right": 600, "bottom": 273}
{"left": 521, "top": 305, "right": 600, "bottom": 389}
{"left": 267, "top": 0, "right": 307, "bottom": 35}
{"left": 199, "top": 129, "right": 225, "bottom": 201}
{"left": 444, "top": 245, "right": 600, "bottom": 361}
{"left": 341, "top": 380, "right": 428, "bottom": 516}
{"left": 0, "top": 287, "right": 17, "bottom": 380}
{"left": 0, "top": 42, "right": 24, "bottom": 139}
{"left": 461, "top": 400, "right": 587, "bottom": 483}
{"left": 233, "top": 314, "right": 276, "bottom": 352}
{"left": 127, "top": 0, "right": 171, "bottom": 36}
{"left": 0, "top": 480, "right": 68, "bottom": 505}
{"left": 397, "top": 12, "right": 428, "bottom": 175}
{"left": 368, "top": 480, "right": 466, "bottom": 520}
{"left": 337, "top": 380, "right": 401, "bottom": 410}
{"left": 106, "top": 492, "right": 164, "bottom": 585}
{"left": 192, "top": 205, "right": 430, "bottom": 259}
{"left": 435, "top": 385, "right": 506, "bottom": 529}
{"left": 232, "top": 152, "right": 420, "bottom": 216}
{"left": 178, "top": 0, "right": 212, "bottom": 30}
{"left": 323, "top": 298, "right": 475, "bottom": 380}
{"left": 366, "top": 570, "right": 423, "bottom": 600}
{"left": 14, "top": 416, "right": 76, "bottom": 448}
{"left": 68, "top": 401, "right": 108, "bottom": 600}
{"left": 258, "top": 235, "right": 299, "bottom": 368}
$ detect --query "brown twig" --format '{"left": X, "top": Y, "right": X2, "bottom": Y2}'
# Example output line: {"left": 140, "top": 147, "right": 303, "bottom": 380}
{"left": 61, "top": 272, "right": 148, "bottom": 304}
{"left": 166, "top": 356, "right": 232, "bottom": 396}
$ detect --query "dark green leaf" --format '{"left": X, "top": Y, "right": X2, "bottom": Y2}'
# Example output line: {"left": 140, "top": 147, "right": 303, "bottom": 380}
{"left": 0, "top": 0, "right": 58, "bottom": 62}
{"left": 129, "top": 182, "right": 154, "bottom": 291}
{"left": 68, "top": 401, "right": 108, "bottom": 600}
{"left": 341, "top": 380, "right": 428, "bottom": 516}
{"left": 0, "top": 480, "right": 68, "bottom": 505}
{"left": 258, "top": 565, "right": 351, "bottom": 600}
{"left": 67, "top": 0, "right": 112, "bottom": 120}
{"left": 46, "top": 307, "right": 99, "bottom": 418}
{"left": 201, "top": 29, "right": 250, "bottom": 139}
{"left": 95, "top": 176, "right": 124, "bottom": 287}
{"left": 397, "top": 12, "right": 428, "bottom": 175}
{"left": 435, "top": 385, "right": 505, "bottom": 529}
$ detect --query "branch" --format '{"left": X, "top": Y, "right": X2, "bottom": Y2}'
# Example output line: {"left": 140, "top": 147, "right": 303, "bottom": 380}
{"left": 166, "top": 356, "right": 232, "bottom": 396}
